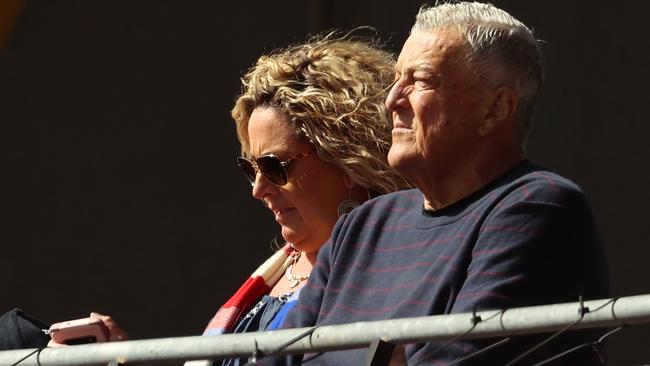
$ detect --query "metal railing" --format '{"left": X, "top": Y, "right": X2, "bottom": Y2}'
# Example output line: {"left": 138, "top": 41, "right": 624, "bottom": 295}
{"left": 1, "top": 294, "right": 649, "bottom": 366}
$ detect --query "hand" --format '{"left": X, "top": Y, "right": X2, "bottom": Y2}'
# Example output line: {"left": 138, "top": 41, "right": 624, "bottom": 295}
{"left": 89, "top": 312, "right": 129, "bottom": 342}
{"left": 47, "top": 312, "right": 129, "bottom": 347}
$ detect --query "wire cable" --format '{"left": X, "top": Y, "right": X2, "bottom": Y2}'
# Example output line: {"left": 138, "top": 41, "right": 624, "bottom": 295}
{"left": 447, "top": 338, "right": 511, "bottom": 366}
{"left": 301, "top": 351, "right": 326, "bottom": 364}
{"left": 10, "top": 347, "right": 43, "bottom": 366}
{"left": 504, "top": 296, "right": 618, "bottom": 366}
{"left": 244, "top": 325, "right": 319, "bottom": 364}
{"left": 413, "top": 308, "right": 505, "bottom": 365}
{"left": 531, "top": 326, "right": 623, "bottom": 366}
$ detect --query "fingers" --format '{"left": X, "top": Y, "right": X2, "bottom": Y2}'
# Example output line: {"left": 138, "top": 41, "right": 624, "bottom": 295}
{"left": 47, "top": 338, "right": 68, "bottom": 348}
{"left": 89, "top": 312, "right": 130, "bottom": 342}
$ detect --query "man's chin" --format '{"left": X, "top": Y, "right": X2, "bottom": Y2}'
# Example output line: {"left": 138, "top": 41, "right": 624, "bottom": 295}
{"left": 388, "top": 146, "right": 415, "bottom": 170}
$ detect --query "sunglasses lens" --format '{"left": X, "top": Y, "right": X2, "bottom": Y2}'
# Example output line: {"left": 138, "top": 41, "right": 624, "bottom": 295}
{"left": 257, "top": 155, "right": 288, "bottom": 186}
{"left": 236, "top": 157, "right": 256, "bottom": 186}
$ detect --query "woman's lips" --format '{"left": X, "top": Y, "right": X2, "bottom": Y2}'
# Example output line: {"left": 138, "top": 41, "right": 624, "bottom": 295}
{"left": 274, "top": 207, "right": 295, "bottom": 222}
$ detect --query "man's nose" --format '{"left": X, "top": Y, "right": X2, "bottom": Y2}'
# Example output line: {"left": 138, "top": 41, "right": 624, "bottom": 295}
{"left": 386, "top": 79, "right": 406, "bottom": 112}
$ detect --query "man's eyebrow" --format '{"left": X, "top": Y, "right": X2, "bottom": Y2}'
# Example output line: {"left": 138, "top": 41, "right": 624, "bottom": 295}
{"left": 412, "top": 63, "right": 437, "bottom": 74}
{"left": 394, "top": 62, "right": 437, "bottom": 75}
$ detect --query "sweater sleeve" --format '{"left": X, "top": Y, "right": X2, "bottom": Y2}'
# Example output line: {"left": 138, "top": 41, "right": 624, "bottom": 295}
{"left": 410, "top": 182, "right": 610, "bottom": 365}
{"left": 457, "top": 183, "right": 608, "bottom": 311}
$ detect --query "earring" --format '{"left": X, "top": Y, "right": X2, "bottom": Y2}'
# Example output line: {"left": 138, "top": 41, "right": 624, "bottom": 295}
{"left": 337, "top": 188, "right": 360, "bottom": 216}
{"left": 337, "top": 199, "right": 360, "bottom": 216}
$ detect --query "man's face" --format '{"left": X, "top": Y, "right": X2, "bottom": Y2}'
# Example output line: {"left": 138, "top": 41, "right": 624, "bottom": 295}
{"left": 386, "top": 29, "right": 489, "bottom": 182}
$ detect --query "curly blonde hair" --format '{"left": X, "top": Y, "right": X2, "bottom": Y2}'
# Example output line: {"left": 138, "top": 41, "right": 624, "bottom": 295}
{"left": 232, "top": 34, "right": 411, "bottom": 195}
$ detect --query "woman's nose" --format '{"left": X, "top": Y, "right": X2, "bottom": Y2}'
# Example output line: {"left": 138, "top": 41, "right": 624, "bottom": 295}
{"left": 251, "top": 171, "right": 275, "bottom": 200}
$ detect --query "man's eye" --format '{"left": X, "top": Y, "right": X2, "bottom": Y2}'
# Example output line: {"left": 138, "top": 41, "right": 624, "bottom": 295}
{"left": 414, "top": 79, "right": 431, "bottom": 88}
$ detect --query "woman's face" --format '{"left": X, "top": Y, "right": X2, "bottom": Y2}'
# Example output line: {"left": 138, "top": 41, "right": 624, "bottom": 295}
{"left": 247, "top": 106, "right": 350, "bottom": 255}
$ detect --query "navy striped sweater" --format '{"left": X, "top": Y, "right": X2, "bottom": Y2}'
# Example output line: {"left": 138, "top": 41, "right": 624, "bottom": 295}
{"left": 274, "top": 161, "right": 610, "bottom": 365}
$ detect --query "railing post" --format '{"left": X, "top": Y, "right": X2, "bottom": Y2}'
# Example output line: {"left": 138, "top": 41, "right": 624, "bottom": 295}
{"left": 364, "top": 339, "right": 397, "bottom": 366}
{"left": 106, "top": 357, "right": 127, "bottom": 366}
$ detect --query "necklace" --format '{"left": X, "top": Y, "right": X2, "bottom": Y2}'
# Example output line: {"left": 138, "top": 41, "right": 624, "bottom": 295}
{"left": 285, "top": 251, "right": 310, "bottom": 288}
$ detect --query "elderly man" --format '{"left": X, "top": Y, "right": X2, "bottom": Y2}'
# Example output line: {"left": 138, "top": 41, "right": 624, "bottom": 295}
{"left": 275, "top": 2, "right": 610, "bottom": 365}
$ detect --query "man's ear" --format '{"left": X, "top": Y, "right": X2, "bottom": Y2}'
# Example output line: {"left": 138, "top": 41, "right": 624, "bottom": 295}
{"left": 479, "top": 86, "right": 518, "bottom": 136}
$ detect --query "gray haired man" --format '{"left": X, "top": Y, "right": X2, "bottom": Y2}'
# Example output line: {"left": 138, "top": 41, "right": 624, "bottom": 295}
{"left": 270, "top": 2, "right": 610, "bottom": 365}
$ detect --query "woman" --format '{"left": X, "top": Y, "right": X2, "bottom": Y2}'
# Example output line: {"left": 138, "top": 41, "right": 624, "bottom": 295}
{"left": 202, "top": 35, "right": 411, "bottom": 339}
{"left": 47, "top": 35, "right": 409, "bottom": 353}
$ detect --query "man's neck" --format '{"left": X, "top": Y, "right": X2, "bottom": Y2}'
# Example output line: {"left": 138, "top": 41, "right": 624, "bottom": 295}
{"left": 418, "top": 151, "right": 525, "bottom": 211}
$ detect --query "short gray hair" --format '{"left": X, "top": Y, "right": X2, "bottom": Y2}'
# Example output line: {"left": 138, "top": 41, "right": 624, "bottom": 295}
{"left": 413, "top": 2, "right": 542, "bottom": 143}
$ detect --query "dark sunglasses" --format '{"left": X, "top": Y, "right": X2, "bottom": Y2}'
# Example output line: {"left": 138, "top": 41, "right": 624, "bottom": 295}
{"left": 236, "top": 148, "right": 316, "bottom": 186}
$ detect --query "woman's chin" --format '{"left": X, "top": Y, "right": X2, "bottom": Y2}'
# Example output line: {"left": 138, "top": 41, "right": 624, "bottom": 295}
{"left": 280, "top": 224, "right": 328, "bottom": 254}
{"left": 285, "top": 239, "right": 324, "bottom": 258}
{"left": 281, "top": 234, "right": 316, "bottom": 253}
{"left": 281, "top": 227, "right": 304, "bottom": 246}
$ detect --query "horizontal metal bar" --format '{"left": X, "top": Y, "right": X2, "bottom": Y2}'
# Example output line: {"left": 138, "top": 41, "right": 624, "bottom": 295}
{"left": 1, "top": 295, "right": 649, "bottom": 366}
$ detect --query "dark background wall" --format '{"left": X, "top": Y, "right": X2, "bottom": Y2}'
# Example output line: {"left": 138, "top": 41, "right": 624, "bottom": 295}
{"left": 2, "top": 0, "right": 649, "bottom": 363}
